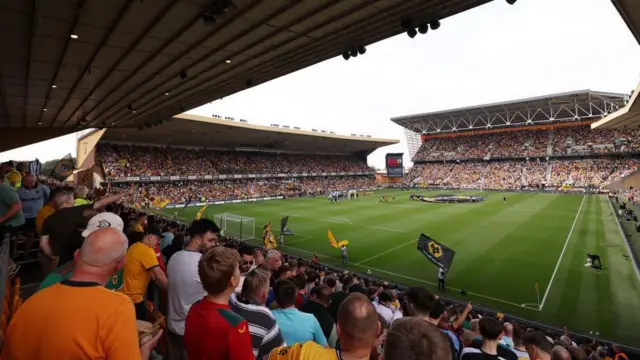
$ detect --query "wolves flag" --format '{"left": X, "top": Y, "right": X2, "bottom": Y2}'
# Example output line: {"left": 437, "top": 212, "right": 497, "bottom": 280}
{"left": 263, "top": 222, "right": 277, "bottom": 249}
{"left": 417, "top": 233, "right": 456, "bottom": 270}
{"left": 195, "top": 205, "right": 208, "bottom": 220}
{"left": 49, "top": 154, "right": 75, "bottom": 182}
{"left": 280, "top": 216, "right": 294, "bottom": 235}
{"left": 327, "top": 229, "right": 349, "bottom": 248}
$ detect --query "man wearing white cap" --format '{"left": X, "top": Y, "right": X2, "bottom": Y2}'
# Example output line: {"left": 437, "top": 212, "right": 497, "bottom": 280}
{"left": 38, "top": 212, "right": 125, "bottom": 291}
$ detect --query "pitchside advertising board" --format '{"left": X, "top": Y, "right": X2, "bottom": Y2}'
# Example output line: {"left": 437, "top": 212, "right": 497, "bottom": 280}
{"left": 385, "top": 153, "right": 403, "bottom": 178}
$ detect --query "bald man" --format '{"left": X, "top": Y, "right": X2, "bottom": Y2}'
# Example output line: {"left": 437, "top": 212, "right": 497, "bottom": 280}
{"left": 551, "top": 346, "right": 571, "bottom": 360}
{"left": 4, "top": 228, "right": 161, "bottom": 360}
{"left": 265, "top": 292, "right": 380, "bottom": 360}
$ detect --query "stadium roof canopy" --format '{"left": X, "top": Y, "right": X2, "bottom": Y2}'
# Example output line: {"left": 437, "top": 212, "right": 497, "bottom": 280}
{"left": 591, "top": 81, "right": 640, "bottom": 130}
{"left": 96, "top": 113, "right": 398, "bottom": 155}
{"left": 0, "top": 0, "right": 492, "bottom": 152}
{"left": 391, "top": 90, "right": 629, "bottom": 135}
{"left": 612, "top": 0, "right": 640, "bottom": 45}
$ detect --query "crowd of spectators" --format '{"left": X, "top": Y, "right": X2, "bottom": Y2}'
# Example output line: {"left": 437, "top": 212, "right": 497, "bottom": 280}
{"left": 99, "top": 144, "right": 372, "bottom": 178}
{"left": 412, "top": 126, "right": 640, "bottom": 162}
{"left": 109, "top": 177, "right": 378, "bottom": 206}
{"left": 409, "top": 158, "right": 640, "bottom": 190}
{"left": 0, "top": 161, "right": 635, "bottom": 360}
{"left": 553, "top": 126, "right": 640, "bottom": 155}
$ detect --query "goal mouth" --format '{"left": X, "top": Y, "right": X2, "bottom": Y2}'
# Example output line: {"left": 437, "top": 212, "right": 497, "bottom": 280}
{"left": 213, "top": 213, "right": 256, "bottom": 241}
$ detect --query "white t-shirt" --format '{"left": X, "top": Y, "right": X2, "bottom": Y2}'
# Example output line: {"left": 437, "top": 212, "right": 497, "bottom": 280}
{"left": 373, "top": 302, "right": 394, "bottom": 325}
{"left": 167, "top": 249, "right": 206, "bottom": 335}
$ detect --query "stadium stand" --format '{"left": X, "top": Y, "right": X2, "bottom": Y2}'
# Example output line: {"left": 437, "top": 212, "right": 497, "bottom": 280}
{"left": 397, "top": 91, "right": 640, "bottom": 192}
{"left": 1, "top": 110, "right": 639, "bottom": 359}
{"left": 2, "top": 0, "right": 640, "bottom": 358}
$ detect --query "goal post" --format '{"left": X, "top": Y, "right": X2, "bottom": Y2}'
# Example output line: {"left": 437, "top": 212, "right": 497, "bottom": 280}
{"left": 213, "top": 213, "right": 256, "bottom": 241}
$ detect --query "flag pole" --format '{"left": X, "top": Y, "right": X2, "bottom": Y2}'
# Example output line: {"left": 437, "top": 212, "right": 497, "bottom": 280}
{"left": 535, "top": 283, "right": 540, "bottom": 309}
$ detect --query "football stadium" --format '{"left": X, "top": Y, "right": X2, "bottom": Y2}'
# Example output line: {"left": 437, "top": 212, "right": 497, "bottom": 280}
{"left": 1, "top": 0, "right": 640, "bottom": 359}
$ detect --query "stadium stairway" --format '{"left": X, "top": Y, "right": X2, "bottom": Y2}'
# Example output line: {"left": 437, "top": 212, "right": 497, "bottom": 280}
{"left": 605, "top": 168, "right": 640, "bottom": 191}
{"left": 547, "top": 128, "right": 555, "bottom": 156}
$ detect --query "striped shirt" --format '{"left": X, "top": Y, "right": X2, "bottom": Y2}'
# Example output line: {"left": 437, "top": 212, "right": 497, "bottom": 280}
{"left": 230, "top": 293, "right": 286, "bottom": 359}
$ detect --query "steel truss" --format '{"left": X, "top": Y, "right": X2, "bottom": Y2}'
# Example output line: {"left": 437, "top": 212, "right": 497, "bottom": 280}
{"left": 392, "top": 90, "right": 628, "bottom": 135}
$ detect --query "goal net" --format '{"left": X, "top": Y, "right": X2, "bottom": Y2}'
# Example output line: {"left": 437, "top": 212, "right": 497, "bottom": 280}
{"left": 213, "top": 213, "right": 256, "bottom": 241}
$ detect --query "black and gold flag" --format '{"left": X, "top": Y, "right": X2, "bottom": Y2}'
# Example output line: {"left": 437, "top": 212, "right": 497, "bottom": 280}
{"left": 417, "top": 233, "right": 456, "bottom": 270}
{"left": 50, "top": 154, "right": 75, "bottom": 182}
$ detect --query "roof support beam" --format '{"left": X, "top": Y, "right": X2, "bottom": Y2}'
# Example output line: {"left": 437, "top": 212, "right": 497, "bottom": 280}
{"left": 22, "top": 0, "right": 36, "bottom": 127}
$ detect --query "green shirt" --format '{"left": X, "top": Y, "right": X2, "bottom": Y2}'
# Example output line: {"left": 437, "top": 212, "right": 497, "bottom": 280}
{"left": 38, "top": 261, "right": 124, "bottom": 291}
{"left": 0, "top": 182, "right": 25, "bottom": 227}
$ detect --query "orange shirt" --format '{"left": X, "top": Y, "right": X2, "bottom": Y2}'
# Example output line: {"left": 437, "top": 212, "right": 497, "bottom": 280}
{"left": 3, "top": 280, "right": 140, "bottom": 360}
{"left": 120, "top": 242, "right": 159, "bottom": 303}
{"left": 35, "top": 204, "right": 55, "bottom": 235}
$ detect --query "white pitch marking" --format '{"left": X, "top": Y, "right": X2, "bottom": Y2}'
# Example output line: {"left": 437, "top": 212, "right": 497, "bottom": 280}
{"left": 539, "top": 195, "right": 586, "bottom": 310}
{"left": 354, "top": 238, "right": 417, "bottom": 265}
{"left": 521, "top": 303, "right": 541, "bottom": 310}
{"left": 281, "top": 244, "right": 530, "bottom": 310}
{"left": 327, "top": 217, "right": 352, "bottom": 224}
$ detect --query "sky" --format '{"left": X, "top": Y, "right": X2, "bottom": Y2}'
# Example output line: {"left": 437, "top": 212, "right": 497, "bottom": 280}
{"left": 2, "top": 0, "right": 639, "bottom": 169}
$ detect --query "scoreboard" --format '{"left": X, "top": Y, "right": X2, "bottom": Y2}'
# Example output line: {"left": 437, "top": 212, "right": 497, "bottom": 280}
{"left": 385, "top": 153, "right": 404, "bottom": 178}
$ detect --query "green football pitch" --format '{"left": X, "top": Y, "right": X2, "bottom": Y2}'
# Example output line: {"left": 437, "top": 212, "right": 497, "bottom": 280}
{"left": 161, "top": 190, "right": 640, "bottom": 346}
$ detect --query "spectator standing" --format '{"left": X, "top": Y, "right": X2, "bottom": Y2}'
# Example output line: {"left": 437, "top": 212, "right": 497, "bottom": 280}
{"left": 512, "top": 324, "right": 530, "bottom": 360}
{"left": 3, "top": 228, "right": 162, "bottom": 360}
{"left": 0, "top": 173, "right": 24, "bottom": 238}
{"left": 230, "top": 268, "right": 286, "bottom": 358}
{"left": 272, "top": 279, "right": 327, "bottom": 346}
{"left": 34, "top": 187, "right": 57, "bottom": 235}
{"left": 551, "top": 346, "right": 571, "bottom": 360}
{"left": 235, "top": 244, "right": 256, "bottom": 292}
{"left": 612, "top": 344, "right": 629, "bottom": 360}
{"left": 121, "top": 225, "right": 168, "bottom": 320}
{"left": 16, "top": 173, "right": 49, "bottom": 257}
{"left": 162, "top": 233, "right": 185, "bottom": 265}
{"left": 300, "top": 286, "right": 337, "bottom": 347}
{"left": 1, "top": 161, "right": 21, "bottom": 189}
{"left": 327, "top": 274, "right": 357, "bottom": 321}
{"left": 166, "top": 219, "right": 219, "bottom": 360}
{"left": 502, "top": 322, "right": 515, "bottom": 349}
{"left": 134, "top": 212, "right": 148, "bottom": 232}
{"left": 384, "top": 317, "right": 452, "bottom": 360}
{"left": 428, "top": 300, "right": 463, "bottom": 358}
{"left": 266, "top": 293, "right": 380, "bottom": 360}
{"left": 161, "top": 221, "right": 179, "bottom": 249}
{"left": 373, "top": 289, "right": 402, "bottom": 326}
{"left": 39, "top": 190, "right": 128, "bottom": 272}
{"left": 74, "top": 185, "right": 90, "bottom": 206}
{"left": 266, "top": 249, "right": 282, "bottom": 286}
{"left": 184, "top": 246, "right": 254, "bottom": 360}
{"left": 37, "top": 212, "right": 125, "bottom": 291}
{"left": 523, "top": 332, "right": 553, "bottom": 360}
{"left": 462, "top": 317, "right": 518, "bottom": 360}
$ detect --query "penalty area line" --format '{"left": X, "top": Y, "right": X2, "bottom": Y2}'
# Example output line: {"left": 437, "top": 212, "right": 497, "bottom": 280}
{"left": 539, "top": 195, "right": 586, "bottom": 311}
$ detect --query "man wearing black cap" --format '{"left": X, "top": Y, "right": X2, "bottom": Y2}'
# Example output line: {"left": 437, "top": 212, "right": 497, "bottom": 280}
{"left": 121, "top": 224, "right": 168, "bottom": 320}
